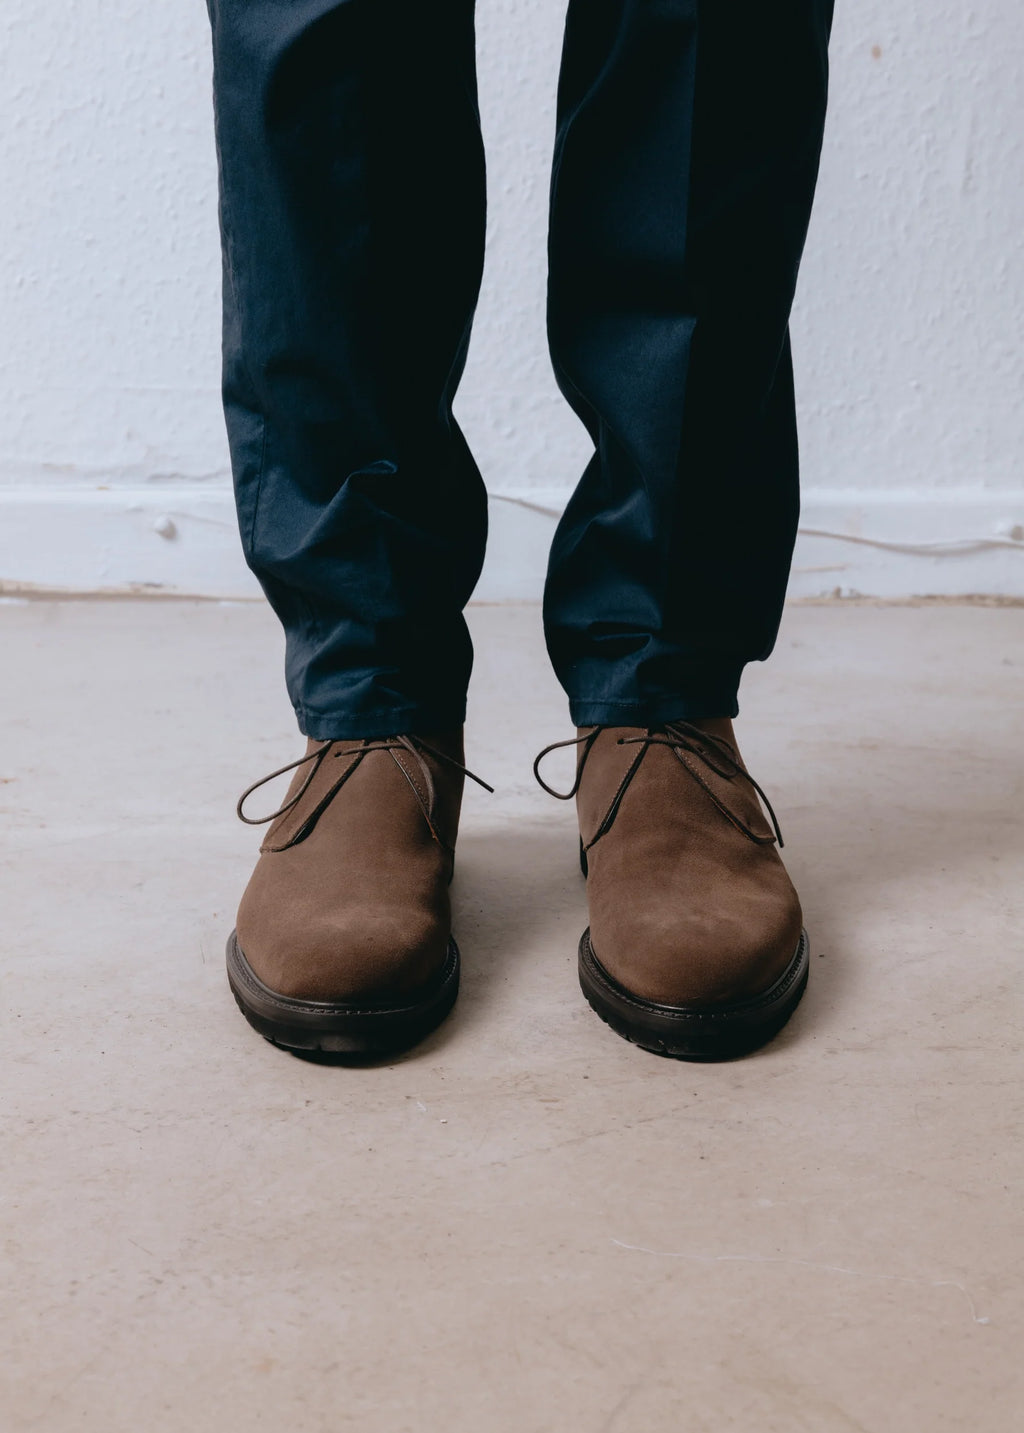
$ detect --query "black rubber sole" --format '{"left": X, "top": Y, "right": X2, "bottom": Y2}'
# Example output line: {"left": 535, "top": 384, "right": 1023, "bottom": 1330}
{"left": 578, "top": 927, "right": 810, "bottom": 1062}
{"left": 226, "top": 930, "right": 460, "bottom": 1060}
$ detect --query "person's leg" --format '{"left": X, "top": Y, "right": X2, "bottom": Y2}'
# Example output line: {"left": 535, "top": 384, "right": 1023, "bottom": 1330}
{"left": 538, "top": 0, "right": 835, "bottom": 1060}
{"left": 206, "top": 0, "right": 490, "bottom": 1056}
{"left": 208, "top": 0, "right": 487, "bottom": 741}
{"left": 545, "top": 0, "right": 834, "bottom": 724}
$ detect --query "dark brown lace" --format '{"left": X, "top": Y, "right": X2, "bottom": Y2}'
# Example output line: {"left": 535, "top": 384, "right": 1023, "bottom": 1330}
{"left": 237, "top": 735, "right": 493, "bottom": 852}
{"left": 533, "top": 721, "right": 784, "bottom": 851}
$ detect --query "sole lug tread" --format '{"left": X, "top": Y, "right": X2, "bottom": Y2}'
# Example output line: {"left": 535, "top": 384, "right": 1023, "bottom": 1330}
{"left": 578, "top": 928, "right": 810, "bottom": 1062}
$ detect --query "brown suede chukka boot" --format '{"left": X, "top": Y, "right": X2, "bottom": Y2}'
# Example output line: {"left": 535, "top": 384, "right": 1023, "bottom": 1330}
{"left": 535, "top": 722, "right": 808, "bottom": 1061}
{"left": 226, "top": 731, "right": 491, "bottom": 1058}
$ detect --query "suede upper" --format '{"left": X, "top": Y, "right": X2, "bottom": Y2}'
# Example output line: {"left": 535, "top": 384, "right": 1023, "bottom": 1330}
{"left": 235, "top": 731, "right": 466, "bottom": 1004}
{"left": 575, "top": 722, "right": 803, "bottom": 1008}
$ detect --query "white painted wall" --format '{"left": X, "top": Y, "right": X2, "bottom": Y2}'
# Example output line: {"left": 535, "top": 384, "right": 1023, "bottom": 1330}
{"left": 1, "top": 0, "right": 1022, "bottom": 598}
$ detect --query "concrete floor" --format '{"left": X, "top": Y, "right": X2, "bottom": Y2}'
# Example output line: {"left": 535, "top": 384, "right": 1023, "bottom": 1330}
{"left": 1, "top": 597, "right": 1022, "bottom": 1431}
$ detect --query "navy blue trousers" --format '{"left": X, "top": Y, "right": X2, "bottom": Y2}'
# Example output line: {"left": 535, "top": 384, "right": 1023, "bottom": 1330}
{"left": 207, "top": 0, "right": 834, "bottom": 739}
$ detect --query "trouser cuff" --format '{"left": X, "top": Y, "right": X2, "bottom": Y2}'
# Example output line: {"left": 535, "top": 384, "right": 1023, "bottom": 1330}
{"left": 294, "top": 701, "right": 468, "bottom": 742}
{"left": 568, "top": 687, "right": 741, "bottom": 730}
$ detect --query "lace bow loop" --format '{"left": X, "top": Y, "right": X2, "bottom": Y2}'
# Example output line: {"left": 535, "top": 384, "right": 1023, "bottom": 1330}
{"left": 532, "top": 728, "right": 601, "bottom": 800}
{"left": 236, "top": 742, "right": 332, "bottom": 827}
{"left": 532, "top": 722, "right": 784, "bottom": 851}
{"left": 236, "top": 734, "right": 493, "bottom": 851}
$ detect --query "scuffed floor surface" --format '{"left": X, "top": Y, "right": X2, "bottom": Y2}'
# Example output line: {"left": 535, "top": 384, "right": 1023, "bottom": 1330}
{"left": 1, "top": 598, "right": 1022, "bottom": 1432}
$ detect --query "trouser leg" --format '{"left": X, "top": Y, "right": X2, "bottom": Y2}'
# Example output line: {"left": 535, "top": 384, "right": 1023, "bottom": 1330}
{"left": 544, "top": 0, "right": 834, "bottom": 725}
{"left": 207, "top": 0, "right": 487, "bottom": 739}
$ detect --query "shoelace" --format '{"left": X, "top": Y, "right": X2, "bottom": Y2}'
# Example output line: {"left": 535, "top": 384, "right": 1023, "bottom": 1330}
{"left": 533, "top": 721, "right": 784, "bottom": 851}
{"left": 237, "top": 734, "right": 493, "bottom": 852}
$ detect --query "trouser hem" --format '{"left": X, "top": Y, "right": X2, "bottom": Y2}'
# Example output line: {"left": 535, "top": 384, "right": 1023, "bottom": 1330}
{"left": 294, "top": 701, "right": 468, "bottom": 742}
{"left": 567, "top": 689, "right": 741, "bottom": 729}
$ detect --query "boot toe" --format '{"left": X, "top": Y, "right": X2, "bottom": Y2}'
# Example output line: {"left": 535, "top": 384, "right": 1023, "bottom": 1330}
{"left": 237, "top": 904, "right": 450, "bottom": 1006}
{"left": 592, "top": 896, "right": 803, "bottom": 1009}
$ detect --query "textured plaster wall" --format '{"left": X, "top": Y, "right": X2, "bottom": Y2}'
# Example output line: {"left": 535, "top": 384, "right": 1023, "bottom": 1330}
{"left": 1, "top": 0, "right": 1023, "bottom": 594}
{"left": 0, "top": 0, "right": 222, "bottom": 486}
{"left": 796, "top": 2, "right": 1024, "bottom": 499}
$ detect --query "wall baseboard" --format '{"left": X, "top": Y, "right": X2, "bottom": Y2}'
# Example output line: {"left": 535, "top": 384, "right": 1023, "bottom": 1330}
{"left": 0, "top": 484, "right": 1022, "bottom": 601}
